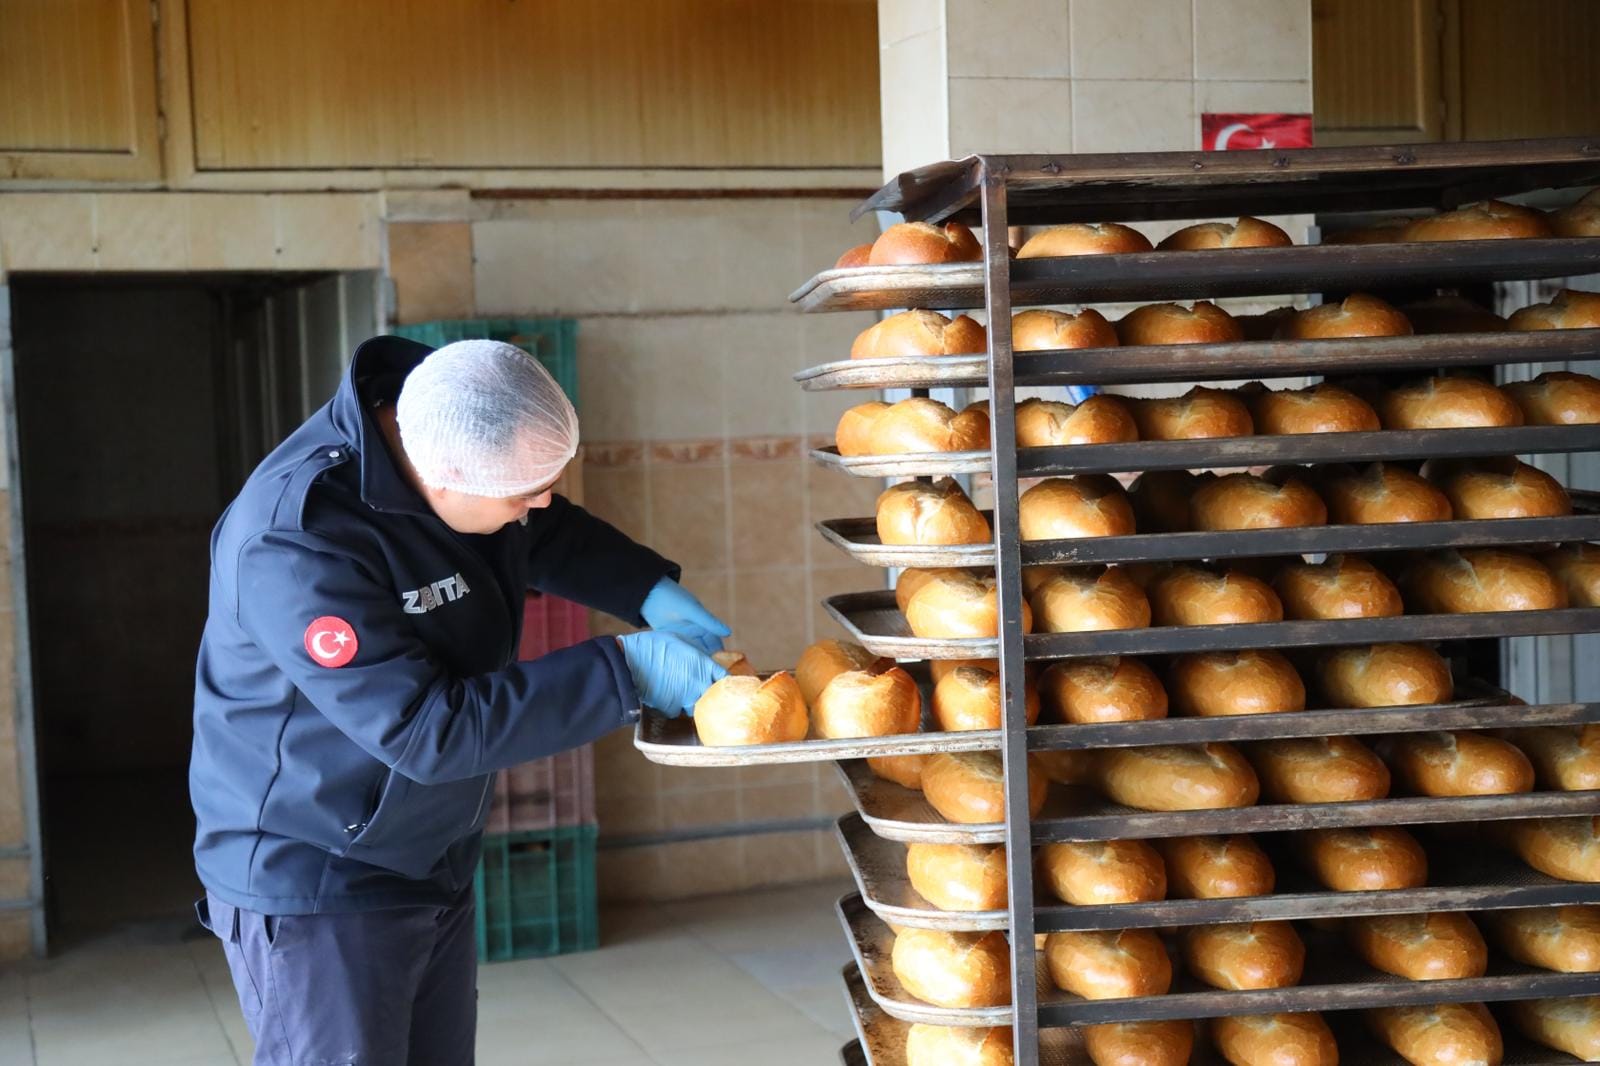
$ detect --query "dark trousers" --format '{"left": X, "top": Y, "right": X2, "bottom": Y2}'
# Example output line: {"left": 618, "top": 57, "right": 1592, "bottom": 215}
{"left": 199, "top": 893, "right": 478, "bottom": 1066}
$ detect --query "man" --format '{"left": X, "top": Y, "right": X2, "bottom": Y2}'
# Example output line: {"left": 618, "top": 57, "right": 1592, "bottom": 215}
{"left": 191, "top": 336, "right": 728, "bottom": 1064}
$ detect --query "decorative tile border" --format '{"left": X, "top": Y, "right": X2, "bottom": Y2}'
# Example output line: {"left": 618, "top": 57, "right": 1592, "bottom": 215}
{"left": 586, "top": 436, "right": 809, "bottom": 468}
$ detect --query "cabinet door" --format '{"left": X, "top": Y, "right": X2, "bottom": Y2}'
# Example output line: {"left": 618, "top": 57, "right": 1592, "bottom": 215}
{"left": 1447, "top": 0, "right": 1600, "bottom": 141}
{"left": 1312, "top": 0, "right": 1444, "bottom": 145}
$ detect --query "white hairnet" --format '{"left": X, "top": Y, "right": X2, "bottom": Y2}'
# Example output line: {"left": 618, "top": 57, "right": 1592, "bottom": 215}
{"left": 396, "top": 339, "right": 580, "bottom": 497}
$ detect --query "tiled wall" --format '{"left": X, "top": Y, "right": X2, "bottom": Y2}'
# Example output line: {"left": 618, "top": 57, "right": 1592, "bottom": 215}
{"left": 0, "top": 485, "right": 32, "bottom": 959}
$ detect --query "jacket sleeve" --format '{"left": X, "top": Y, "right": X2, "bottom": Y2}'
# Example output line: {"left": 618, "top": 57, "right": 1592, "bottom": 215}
{"left": 234, "top": 527, "right": 639, "bottom": 786}
{"left": 519, "top": 494, "right": 679, "bottom": 625}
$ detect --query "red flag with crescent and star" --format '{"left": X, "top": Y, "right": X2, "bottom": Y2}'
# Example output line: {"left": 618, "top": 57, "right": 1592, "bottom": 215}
{"left": 1201, "top": 113, "right": 1314, "bottom": 151}
{"left": 304, "top": 616, "right": 359, "bottom": 668}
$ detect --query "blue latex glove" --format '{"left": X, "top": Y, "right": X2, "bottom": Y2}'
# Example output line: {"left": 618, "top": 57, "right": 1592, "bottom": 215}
{"left": 616, "top": 631, "right": 727, "bottom": 717}
{"left": 1066, "top": 384, "right": 1099, "bottom": 405}
{"left": 638, "top": 576, "right": 731, "bottom": 654}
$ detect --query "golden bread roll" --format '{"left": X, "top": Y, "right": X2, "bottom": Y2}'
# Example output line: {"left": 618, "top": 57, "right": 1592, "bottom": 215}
{"left": 1277, "top": 293, "right": 1413, "bottom": 339}
{"left": 1012, "top": 307, "right": 1121, "bottom": 351}
{"left": 813, "top": 663, "right": 922, "bottom": 739}
{"left": 1019, "top": 475, "right": 1137, "bottom": 541}
{"left": 922, "top": 751, "right": 1047, "bottom": 824}
{"left": 1027, "top": 565, "right": 1151, "bottom": 632}
{"left": 1505, "top": 371, "right": 1600, "bottom": 425}
{"left": 1508, "top": 288, "right": 1600, "bottom": 331}
{"left": 1401, "top": 548, "right": 1567, "bottom": 613}
{"left": 1401, "top": 295, "right": 1510, "bottom": 335}
{"left": 1542, "top": 543, "right": 1600, "bottom": 606}
{"left": 693, "top": 672, "right": 809, "bottom": 746}
{"left": 1118, "top": 302, "right": 1245, "bottom": 345}
{"left": 1422, "top": 457, "right": 1571, "bottom": 519}
{"left": 1043, "top": 929, "right": 1172, "bottom": 1000}
{"left": 1148, "top": 564, "right": 1284, "bottom": 626}
{"left": 865, "top": 397, "right": 991, "bottom": 455}
{"left": 1249, "top": 383, "right": 1381, "bottom": 434}
{"left": 1507, "top": 996, "right": 1600, "bottom": 1062}
{"left": 1189, "top": 472, "right": 1328, "bottom": 530}
{"left": 1040, "top": 656, "right": 1168, "bottom": 724}
{"left": 891, "top": 928, "right": 1011, "bottom": 1008}
{"left": 1014, "top": 395, "right": 1138, "bottom": 447}
{"left": 869, "top": 221, "right": 982, "bottom": 265}
{"left": 906, "top": 570, "right": 1034, "bottom": 639}
{"left": 1156, "top": 835, "right": 1275, "bottom": 898}
{"left": 1082, "top": 1020, "right": 1194, "bottom": 1066}
{"left": 1182, "top": 921, "right": 1305, "bottom": 990}
{"left": 1377, "top": 730, "right": 1534, "bottom": 797}
{"left": 1506, "top": 816, "right": 1600, "bottom": 882}
{"left": 1378, "top": 376, "right": 1524, "bottom": 429}
{"left": 1367, "top": 1002, "right": 1503, "bottom": 1066}
{"left": 711, "top": 650, "right": 756, "bottom": 676}
{"left": 1316, "top": 643, "right": 1453, "bottom": 707}
{"left": 904, "top": 1024, "right": 1014, "bottom": 1066}
{"left": 1249, "top": 736, "right": 1390, "bottom": 804}
{"left": 1097, "top": 743, "right": 1260, "bottom": 811}
{"left": 906, "top": 842, "right": 1008, "bottom": 912}
{"left": 929, "top": 656, "right": 1000, "bottom": 685}
{"left": 1210, "top": 1012, "right": 1339, "bottom": 1066}
{"left": 1401, "top": 200, "right": 1553, "bottom": 242}
{"left": 877, "top": 477, "right": 992, "bottom": 546}
{"left": 1128, "top": 468, "right": 1207, "bottom": 531}
{"left": 1034, "top": 748, "right": 1096, "bottom": 787}
{"left": 1158, "top": 217, "right": 1293, "bottom": 250}
{"left": 1132, "top": 386, "right": 1254, "bottom": 440}
{"left": 1299, "top": 827, "right": 1428, "bottom": 891}
{"left": 1167, "top": 650, "right": 1305, "bottom": 717}
{"left": 1508, "top": 724, "right": 1600, "bottom": 790}
{"left": 833, "top": 242, "right": 872, "bottom": 269}
{"left": 1322, "top": 463, "right": 1454, "bottom": 524}
{"left": 1552, "top": 201, "right": 1600, "bottom": 237}
{"left": 1038, "top": 840, "right": 1166, "bottom": 906}
{"left": 835, "top": 401, "right": 891, "bottom": 456}
{"left": 932, "top": 665, "right": 1040, "bottom": 731}
{"left": 897, "top": 568, "right": 990, "bottom": 615}
{"left": 1349, "top": 912, "right": 1488, "bottom": 981}
{"left": 1487, "top": 905, "right": 1600, "bottom": 973}
{"left": 1018, "top": 223, "right": 1153, "bottom": 258}
{"left": 868, "top": 753, "right": 929, "bottom": 790}
{"left": 1273, "top": 555, "right": 1404, "bottom": 620}
{"left": 852, "top": 310, "right": 988, "bottom": 360}
{"left": 795, "top": 639, "right": 881, "bottom": 707}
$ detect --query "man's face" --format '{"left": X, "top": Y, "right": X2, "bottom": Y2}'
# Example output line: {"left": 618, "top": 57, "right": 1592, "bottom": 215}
{"left": 422, "top": 464, "right": 567, "bottom": 534}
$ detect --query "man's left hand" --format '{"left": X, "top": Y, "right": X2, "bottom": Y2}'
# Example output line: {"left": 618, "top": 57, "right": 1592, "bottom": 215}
{"left": 640, "top": 577, "right": 731, "bottom": 654}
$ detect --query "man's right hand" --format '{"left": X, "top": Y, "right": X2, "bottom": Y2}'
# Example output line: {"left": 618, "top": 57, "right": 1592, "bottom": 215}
{"left": 616, "top": 631, "right": 727, "bottom": 717}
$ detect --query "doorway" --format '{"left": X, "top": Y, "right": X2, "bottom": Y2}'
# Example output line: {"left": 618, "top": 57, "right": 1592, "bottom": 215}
{"left": 6, "top": 271, "right": 378, "bottom": 948}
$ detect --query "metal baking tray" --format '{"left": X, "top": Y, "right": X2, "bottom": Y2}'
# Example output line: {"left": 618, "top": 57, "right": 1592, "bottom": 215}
{"left": 817, "top": 494, "right": 1600, "bottom": 570}
{"left": 794, "top": 330, "right": 1600, "bottom": 392}
{"left": 835, "top": 758, "right": 1600, "bottom": 846}
{"left": 788, "top": 239, "right": 1600, "bottom": 313}
{"left": 825, "top": 589, "right": 1600, "bottom": 661}
{"left": 839, "top": 892, "right": 1600, "bottom": 1030}
{"left": 836, "top": 813, "right": 1600, "bottom": 935}
{"left": 810, "top": 424, "right": 1600, "bottom": 479}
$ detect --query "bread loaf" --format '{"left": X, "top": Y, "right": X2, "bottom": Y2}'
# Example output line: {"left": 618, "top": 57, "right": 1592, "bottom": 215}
{"left": 1249, "top": 736, "right": 1391, "bottom": 804}
{"left": 1367, "top": 1002, "right": 1503, "bottom": 1066}
{"left": 906, "top": 842, "right": 1009, "bottom": 912}
{"left": 1015, "top": 395, "right": 1138, "bottom": 447}
{"left": 1422, "top": 457, "right": 1571, "bottom": 519}
{"left": 868, "top": 754, "right": 929, "bottom": 790}
{"left": 1505, "top": 370, "right": 1600, "bottom": 424}
{"left": 922, "top": 751, "right": 1048, "bottom": 824}
{"left": 1508, "top": 288, "right": 1600, "bottom": 331}
{"left": 1081, "top": 1020, "right": 1194, "bottom": 1066}
{"left": 1298, "top": 827, "right": 1428, "bottom": 891}
{"left": 711, "top": 650, "right": 756, "bottom": 676}
{"left": 813, "top": 663, "right": 922, "bottom": 739}
{"left": 1249, "top": 383, "right": 1381, "bottom": 434}
{"left": 796, "top": 639, "right": 881, "bottom": 706}
{"left": 1158, "top": 217, "right": 1293, "bottom": 250}
{"left": 1043, "top": 929, "right": 1172, "bottom": 1000}
{"left": 1508, "top": 724, "right": 1600, "bottom": 791}
{"left": 1542, "top": 543, "right": 1600, "bottom": 606}
{"left": 1552, "top": 201, "right": 1600, "bottom": 237}
{"left": 1487, "top": 905, "right": 1600, "bottom": 973}
{"left": 852, "top": 310, "right": 987, "bottom": 360}
{"left": 693, "top": 672, "right": 809, "bottom": 746}
{"left": 929, "top": 656, "right": 1001, "bottom": 685}
{"left": 1316, "top": 643, "right": 1453, "bottom": 707}
{"left": 1038, "top": 840, "right": 1167, "bottom": 906}
{"left": 891, "top": 928, "right": 1012, "bottom": 1008}
{"left": 1148, "top": 564, "right": 1284, "bottom": 626}
{"left": 1129, "top": 469, "right": 1208, "bottom": 531}
{"left": 835, "top": 401, "right": 891, "bottom": 455}
{"left": 1097, "top": 743, "right": 1260, "bottom": 811}
{"left": 1507, "top": 996, "right": 1600, "bottom": 1062}
{"left": 1012, "top": 307, "right": 1121, "bottom": 350}
{"left": 1210, "top": 1012, "right": 1339, "bottom": 1066}
{"left": 1118, "top": 302, "right": 1245, "bottom": 345}
{"left": 1132, "top": 387, "right": 1254, "bottom": 440}
{"left": 877, "top": 478, "right": 992, "bottom": 546}
{"left": 1019, "top": 475, "right": 1137, "bottom": 541}
{"left": 1182, "top": 921, "right": 1305, "bottom": 990}
{"left": 1377, "top": 731, "right": 1535, "bottom": 796}
{"left": 933, "top": 665, "right": 1041, "bottom": 731}
{"left": 1349, "top": 912, "right": 1488, "bottom": 980}
{"left": 1157, "top": 835, "right": 1275, "bottom": 898}
{"left": 1401, "top": 200, "right": 1553, "bottom": 242}
{"left": 907, "top": 570, "right": 1034, "bottom": 639}
{"left": 1378, "top": 376, "right": 1524, "bottom": 429}
{"left": 1034, "top": 748, "right": 1096, "bottom": 787}
{"left": 904, "top": 1024, "right": 1014, "bottom": 1066}
{"left": 1190, "top": 472, "right": 1328, "bottom": 530}
{"left": 1273, "top": 555, "right": 1404, "bottom": 620}
{"left": 864, "top": 397, "right": 991, "bottom": 455}
{"left": 1040, "top": 656, "right": 1168, "bottom": 724}
{"left": 1506, "top": 816, "right": 1600, "bottom": 882}
{"left": 1278, "top": 293, "right": 1413, "bottom": 338}
{"left": 1027, "top": 566, "right": 1151, "bottom": 633}
{"left": 869, "top": 221, "right": 983, "bottom": 266}
{"left": 1322, "top": 462, "right": 1454, "bottom": 524}
{"left": 1167, "top": 650, "right": 1305, "bottom": 717}
{"left": 1019, "top": 223, "right": 1153, "bottom": 258}
{"left": 1401, "top": 548, "right": 1567, "bottom": 614}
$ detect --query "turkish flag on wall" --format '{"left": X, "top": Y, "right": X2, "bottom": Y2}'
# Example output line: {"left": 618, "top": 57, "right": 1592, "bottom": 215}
{"left": 1201, "top": 113, "right": 1314, "bottom": 151}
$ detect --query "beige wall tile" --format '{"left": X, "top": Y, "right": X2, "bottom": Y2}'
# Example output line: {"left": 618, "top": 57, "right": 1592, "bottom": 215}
{"left": 0, "top": 857, "right": 26, "bottom": 900}
{"left": 387, "top": 221, "right": 475, "bottom": 324}
{"left": 800, "top": 311, "right": 878, "bottom": 369}
{"left": 1193, "top": 0, "right": 1312, "bottom": 81}
{"left": 738, "top": 783, "right": 817, "bottom": 821}
{"left": 0, "top": 737, "right": 21, "bottom": 848}
{"left": 809, "top": 564, "right": 886, "bottom": 645}
{"left": 714, "top": 201, "right": 805, "bottom": 313}
{"left": 593, "top": 729, "right": 662, "bottom": 795}
{"left": 647, "top": 464, "right": 729, "bottom": 572}
{"left": 382, "top": 188, "right": 472, "bottom": 222}
{"left": 596, "top": 845, "right": 664, "bottom": 903}
{"left": 653, "top": 837, "right": 748, "bottom": 897}
{"left": 186, "top": 194, "right": 276, "bottom": 270}
{"left": 663, "top": 788, "right": 742, "bottom": 828}
{"left": 880, "top": 0, "right": 945, "bottom": 48}
{"left": 626, "top": 202, "right": 728, "bottom": 313}
{"left": 1195, "top": 79, "right": 1312, "bottom": 114}
{"left": 0, "top": 193, "right": 95, "bottom": 270}
{"left": 1071, "top": 0, "right": 1193, "bottom": 80}
{"left": 806, "top": 462, "right": 883, "bottom": 528}
{"left": 0, "top": 913, "right": 27, "bottom": 961}
{"left": 794, "top": 203, "right": 879, "bottom": 284}
{"left": 1072, "top": 79, "right": 1195, "bottom": 152}
{"left": 947, "top": 0, "right": 1071, "bottom": 79}
{"left": 732, "top": 568, "right": 810, "bottom": 672}
{"left": 595, "top": 790, "right": 661, "bottom": 836}
{"left": 273, "top": 194, "right": 382, "bottom": 270}
{"left": 472, "top": 210, "right": 640, "bottom": 316}
{"left": 816, "top": 831, "right": 852, "bottom": 878}
{"left": 583, "top": 465, "right": 650, "bottom": 545}
{"left": 575, "top": 318, "right": 651, "bottom": 442}
{"left": 729, "top": 460, "right": 808, "bottom": 570}
{"left": 640, "top": 318, "right": 729, "bottom": 440}
{"left": 949, "top": 77, "right": 1073, "bottom": 157}
{"left": 92, "top": 193, "right": 189, "bottom": 271}
{"left": 743, "top": 830, "right": 822, "bottom": 889}
{"left": 722, "top": 315, "right": 805, "bottom": 439}
{"left": 737, "top": 761, "right": 817, "bottom": 788}
{"left": 880, "top": 30, "right": 951, "bottom": 178}
{"left": 658, "top": 762, "right": 738, "bottom": 794}
{"left": 816, "top": 763, "right": 857, "bottom": 815}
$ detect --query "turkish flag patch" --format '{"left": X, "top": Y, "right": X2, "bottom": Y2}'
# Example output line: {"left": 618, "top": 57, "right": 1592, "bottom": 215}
{"left": 1201, "top": 113, "right": 1314, "bottom": 151}
{"left": 304, "top": 616, "right": 359, "bottom": 668}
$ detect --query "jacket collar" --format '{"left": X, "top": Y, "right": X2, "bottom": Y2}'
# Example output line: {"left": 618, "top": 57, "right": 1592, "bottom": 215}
{"left": 330, "top": 335, "right": 437, "bottom": 515}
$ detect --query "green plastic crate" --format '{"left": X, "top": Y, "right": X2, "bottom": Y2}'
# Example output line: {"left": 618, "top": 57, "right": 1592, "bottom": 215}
{"left": 474, "top": 824, "right": 598, "bottom": 962}
{"left": 393, "top": 318, "right": 578, "bottom": 410}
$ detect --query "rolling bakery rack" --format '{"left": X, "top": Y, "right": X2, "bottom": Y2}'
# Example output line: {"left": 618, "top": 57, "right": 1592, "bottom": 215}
{"left": 634, "top": 137, "right": 1600, "bottom": 1065}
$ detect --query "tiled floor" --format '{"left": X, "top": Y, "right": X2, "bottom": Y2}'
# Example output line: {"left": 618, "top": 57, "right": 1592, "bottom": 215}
{"left": 0, "top": 880, "right": 857, "bottom": 1066}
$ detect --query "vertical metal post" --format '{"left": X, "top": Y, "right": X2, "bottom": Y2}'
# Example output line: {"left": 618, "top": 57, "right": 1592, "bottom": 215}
{"left": 980, "top": 165, "right": 1040, "bottom": 1065}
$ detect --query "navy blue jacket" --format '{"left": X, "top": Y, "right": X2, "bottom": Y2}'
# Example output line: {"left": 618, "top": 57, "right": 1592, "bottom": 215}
{"left": 191, "top": 336, "right": 675, "bottom": 914}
